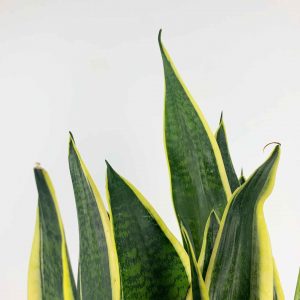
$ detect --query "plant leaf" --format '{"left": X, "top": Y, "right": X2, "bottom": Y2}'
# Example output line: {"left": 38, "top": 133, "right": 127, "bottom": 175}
{"left": 68, "top": 135, "right": 120, "bottom": 300}
{"left": 294, "top": 269, "right": 300, "bottom": 300}
{"left": 215, "top": 113, "right": 240, "bottom": 192}
{"left": 206, "top": 145, "right": 281, "bottom": 299}
{"left": 159, "top": 30, "right": 231, "bottom": 256}
{"left": 180, "top": 223, "right": 209, "bottom": 300}
{"left": 28, "top": 166, "right": 76, "bottom": 300}
{"left": 106, "top": 162, "right": 190, "bottom": 300}
{"left": 198, "top": 211, "right": 220, "bottom": 279}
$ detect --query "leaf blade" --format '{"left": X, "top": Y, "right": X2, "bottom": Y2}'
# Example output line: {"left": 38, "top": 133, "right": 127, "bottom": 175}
{"left": 106, "top": 162, "right": 190, "bottom": 300}
{"left": 28, "top": 167, "right": 76, "bottom": 300}
{"left": 159, "top": 30, "right": 231, "bottom": 255}
{"left": 206, "top": 145, "right": 281, "bottom": 299}
{"left": 215, "top": 114, "right": 240, "bottom": 192}
{"left": 68, "top": 136, "right": 120, "bottom": 300}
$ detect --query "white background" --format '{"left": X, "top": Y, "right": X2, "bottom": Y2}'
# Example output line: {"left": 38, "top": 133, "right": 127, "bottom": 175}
{"left": 0, "top": 0, "right": 299, "bottom": 299}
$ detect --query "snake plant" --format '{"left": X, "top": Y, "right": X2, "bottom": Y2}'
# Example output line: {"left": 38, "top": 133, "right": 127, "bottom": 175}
{"left": 28, "top": 30, "right": 297, "bottom": 299}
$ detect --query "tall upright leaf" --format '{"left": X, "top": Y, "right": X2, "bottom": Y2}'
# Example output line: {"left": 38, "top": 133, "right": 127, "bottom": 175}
{"left": 159, "top": 30, "right": 231, "bottom": 255}
{"left": 206, "top": 145, "right": 281, "bottom": 299}
{"left": 198, "top": 211, "right": 220, "bottom": 278}
{"left": 106, "top": 162, "right": 190, "bottom": 300}
{"left": 28, "top": 166, "right": 76, "bottom": 300}
{"left": 68, "top": 135, "right": 120, "bottom": 300}
{"left": 215, "top": 113, "right": 239, "bottom": 192}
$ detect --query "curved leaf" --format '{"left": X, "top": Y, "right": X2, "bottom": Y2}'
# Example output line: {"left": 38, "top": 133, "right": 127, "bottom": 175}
{"left": 28, "top": 166, "right": 76, "bottom": 300}
{"left": 68, "top": 135, "right": 120, "bottom": 300}
{"left": 206, "top": 145, "right": 281, "bottom": 299}
{"left": 106, "top": 162, "right": 190, "bottom": 300}
{"left": 215, "top": 113, "right": 239, "bottom": 192}
{"left": 159, "top": 30, "right": 231, "bottom": 255}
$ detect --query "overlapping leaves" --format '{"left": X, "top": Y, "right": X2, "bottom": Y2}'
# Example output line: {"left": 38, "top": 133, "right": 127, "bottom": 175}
{"left": 28, "top": 31, "right": 294, "bottom": 300}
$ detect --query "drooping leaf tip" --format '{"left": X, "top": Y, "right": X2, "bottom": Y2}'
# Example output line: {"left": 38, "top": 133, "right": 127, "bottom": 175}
{"left": 158, "top": 29, "right": 162, "bottom": 44}
{"left": 263, "top": 142, "right": 281, "bottom": 152}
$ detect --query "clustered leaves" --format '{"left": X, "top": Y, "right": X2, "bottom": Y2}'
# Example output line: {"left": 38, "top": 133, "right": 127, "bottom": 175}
{"left": 28, "top": 31, "right": 299, "bottom": 300}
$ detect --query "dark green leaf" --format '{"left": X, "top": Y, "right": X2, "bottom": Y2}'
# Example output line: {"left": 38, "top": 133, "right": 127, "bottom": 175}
{"left": 206, "top": 145, "right": 281, "bottom": 299}
{"left": 159, "top": 30, "right": 231, "bottom": 255}
{"left": 68, "top": 136, "right": 120, "bottom": 300}
{"left": 215, "top": 113, "right": 240, "bottom": 192}
{"left": 106, "top": 162, "right": 190, "bottom": 300}
{"left": 28, "top": 166, "right": 76, "bottom": 300}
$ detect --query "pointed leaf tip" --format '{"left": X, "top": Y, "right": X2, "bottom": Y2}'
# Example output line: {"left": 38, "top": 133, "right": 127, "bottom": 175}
{"left": 69, "top": 131, "right": 75, "bottom": 141}
{"left": 105, "top": 160, "right": 113, "bottom": 171}
{"left": 219, "top": 111, "right": 223, "bottom": 124}
{"left": 158, "top": 29, "right": 164, "bottom": 52}
{"left": 158, "top": 29, "right": 162, "bottom": 43}
{"left": 269, "top": 144, "right": 281, "bottom": 158}
{"left": 263, "top": 142, "right": 281, "bottom": 152}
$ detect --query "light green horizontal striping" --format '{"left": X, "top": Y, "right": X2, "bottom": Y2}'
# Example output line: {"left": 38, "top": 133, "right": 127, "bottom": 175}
{"left": 69, "top": 139, "right": 112, "bottom": 299}
{"left": 31, "top": 168, "right": 76, "bottom": 300}
{"left": 106, "top": 162, "right": 189, "bottom": 300}
{"left": 159, "top": 31, "right": 230, "bottom": 256}
{"left": 215, "top": 116, "right": 240, "bottom": 193}
{"left": 206, "top": 145, "right": 281, "bottom": 300}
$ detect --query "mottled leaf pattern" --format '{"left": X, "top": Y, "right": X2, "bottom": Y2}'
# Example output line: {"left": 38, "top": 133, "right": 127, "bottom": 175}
{"left": 159, "top": 30, "right": 231, "bottom": 255}
{"left": 206, "top": 146, "right": 280, "bottom": 300}
{"left": 27, "top": 31, "right": 288, "bottom": 300}
{"left": 215, "top": 113, "right": 239, "bottom": 193}
{"left": 28, "top": 167, "right": 76, "bottom": 300}
{"left": 106, "top": 162, "right": 190, "bottom": 300}
{"left": 68, "top": 136, "right": 120, "bottom": 300}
